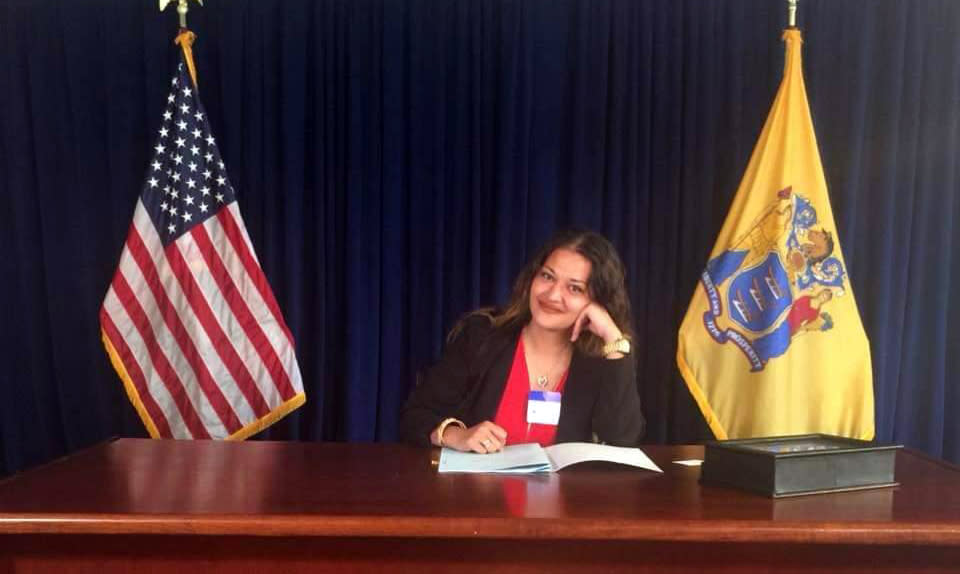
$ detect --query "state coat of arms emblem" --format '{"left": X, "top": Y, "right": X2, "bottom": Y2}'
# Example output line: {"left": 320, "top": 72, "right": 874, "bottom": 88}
{"left": 700, "top": 187, "right": 848, "bottom": 371}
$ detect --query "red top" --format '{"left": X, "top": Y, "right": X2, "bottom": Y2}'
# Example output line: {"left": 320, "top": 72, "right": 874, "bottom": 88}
{"left": 493, "top": 337, "right": 568, "bottom": 446}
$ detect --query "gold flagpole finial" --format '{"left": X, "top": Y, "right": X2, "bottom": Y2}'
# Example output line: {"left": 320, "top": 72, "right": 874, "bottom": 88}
{"left": 787, "top": 0, "right": 799, "bottom": 28}
{"left": 161, "top": 0, "right": 202, "bottom": 88}
{"left": 159, "top": 0, "right": 203, "bottom": 29}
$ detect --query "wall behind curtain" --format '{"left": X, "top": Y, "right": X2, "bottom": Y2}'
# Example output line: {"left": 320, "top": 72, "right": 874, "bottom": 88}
{"left": 1, "top": 0, "right": 958, "bottom": 475}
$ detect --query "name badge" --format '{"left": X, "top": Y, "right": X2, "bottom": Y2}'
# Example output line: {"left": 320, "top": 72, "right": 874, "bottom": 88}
{"left": 526, "top": 391, "right": 562, "bottom": 426}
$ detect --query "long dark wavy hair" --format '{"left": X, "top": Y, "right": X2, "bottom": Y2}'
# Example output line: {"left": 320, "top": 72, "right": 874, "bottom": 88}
{"left": 451, "top": 229, "right": 634, "bottom": 356}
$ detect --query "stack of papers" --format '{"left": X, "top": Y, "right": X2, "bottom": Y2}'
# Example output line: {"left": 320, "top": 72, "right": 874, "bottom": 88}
{"left": 438, "top": 442, "right": 662, "bottom": 474}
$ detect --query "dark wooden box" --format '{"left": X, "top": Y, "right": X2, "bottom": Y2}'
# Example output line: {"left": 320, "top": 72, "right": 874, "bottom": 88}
{"left": 700, "top": 434, "right": 902, "bottom": 498}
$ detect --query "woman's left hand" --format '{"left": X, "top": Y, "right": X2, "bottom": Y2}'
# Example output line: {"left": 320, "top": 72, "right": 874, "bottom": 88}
{"left": 570, "top": 302, "right": 622, "bottom": 345}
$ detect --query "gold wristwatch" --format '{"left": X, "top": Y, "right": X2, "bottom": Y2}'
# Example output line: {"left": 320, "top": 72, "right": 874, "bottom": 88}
{"left": 602, "top": 337, "right": 631, "bottom": 357}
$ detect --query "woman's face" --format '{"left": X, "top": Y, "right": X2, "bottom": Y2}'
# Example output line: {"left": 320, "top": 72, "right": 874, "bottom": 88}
{"left": 528, "top": 248, "right": 593, "bottom": 332}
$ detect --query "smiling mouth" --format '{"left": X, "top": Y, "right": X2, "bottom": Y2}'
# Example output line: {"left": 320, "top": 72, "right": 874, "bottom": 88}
{"left": 537, "top": 300, "right": 565, "bottom": 314}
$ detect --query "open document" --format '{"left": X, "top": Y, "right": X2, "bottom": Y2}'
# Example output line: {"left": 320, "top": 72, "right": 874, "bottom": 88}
{"left": 438, "top": 442, "right": 663, "bottom": 474}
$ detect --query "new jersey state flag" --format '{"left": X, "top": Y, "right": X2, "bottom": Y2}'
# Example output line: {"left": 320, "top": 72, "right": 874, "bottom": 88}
{"left": 676, "top": 29, "right": 874, "bottom": 440}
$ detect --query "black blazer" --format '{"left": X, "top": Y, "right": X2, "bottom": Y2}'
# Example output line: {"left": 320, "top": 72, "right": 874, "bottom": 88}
{"left": 400, "top": 316, "right": 645, "bottom": 447}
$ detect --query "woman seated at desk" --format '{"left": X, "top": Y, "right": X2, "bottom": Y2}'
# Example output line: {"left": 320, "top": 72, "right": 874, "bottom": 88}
{"left": 400, "top": 230, "right": 645, "bottom": 453}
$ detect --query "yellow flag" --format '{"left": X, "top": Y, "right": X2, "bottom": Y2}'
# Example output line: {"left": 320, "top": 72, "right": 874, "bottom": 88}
{"left": 676, "top": 29, "right": 874, "bottom": 440}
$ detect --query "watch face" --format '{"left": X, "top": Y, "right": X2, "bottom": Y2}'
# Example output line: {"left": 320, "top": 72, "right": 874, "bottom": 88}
{"left": 606, "top": 338, "right": 630, "bottom": 355}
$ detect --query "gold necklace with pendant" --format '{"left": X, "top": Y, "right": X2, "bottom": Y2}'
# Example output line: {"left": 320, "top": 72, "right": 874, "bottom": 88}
{"left": 524, "top": 327, "right": 571, "bottom": 392}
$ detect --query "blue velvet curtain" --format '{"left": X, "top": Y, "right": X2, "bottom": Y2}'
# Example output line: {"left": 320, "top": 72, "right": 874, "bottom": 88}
{"left": 2, "top": 0, "right": 958, "bottom": 475}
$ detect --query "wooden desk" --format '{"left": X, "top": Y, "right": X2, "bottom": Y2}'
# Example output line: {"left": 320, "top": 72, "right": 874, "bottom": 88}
{"left": 0, "top": 439, "right": 958, "bottom": 573}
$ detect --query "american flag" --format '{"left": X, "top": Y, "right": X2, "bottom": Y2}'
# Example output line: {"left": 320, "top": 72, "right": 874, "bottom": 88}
{"left": 100, "top": 54, "right": 305, "bottom": 439}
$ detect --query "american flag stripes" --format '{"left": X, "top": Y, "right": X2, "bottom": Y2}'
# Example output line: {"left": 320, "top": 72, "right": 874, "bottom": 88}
{"left": 100, "top": 51, "right": 305, "bottom": 439}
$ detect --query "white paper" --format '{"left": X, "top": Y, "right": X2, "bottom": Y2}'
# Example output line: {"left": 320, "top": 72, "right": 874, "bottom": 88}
{"left": 438, "top": 442, "right": 663, "bottom": 474}
{"left": 544, "top": 442, "right": 663, "bottom": 473}
{"left": 438, "top": 443, "right": 551, "bottom": 473}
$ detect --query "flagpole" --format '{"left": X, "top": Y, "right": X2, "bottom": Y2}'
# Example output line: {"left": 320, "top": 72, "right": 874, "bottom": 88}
{"left": 160, "top": 0, "right": 203, "bottom": 88}
{"left": 787, "top": 0, "right": 798, "bottom": 28}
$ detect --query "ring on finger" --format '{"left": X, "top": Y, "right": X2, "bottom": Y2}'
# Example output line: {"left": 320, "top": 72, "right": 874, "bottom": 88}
{"left": 481, "top": 439, "right": 492, "bottom": 448}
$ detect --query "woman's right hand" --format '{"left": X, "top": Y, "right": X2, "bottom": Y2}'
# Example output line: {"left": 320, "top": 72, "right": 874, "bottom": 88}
{"left": 442, "top": 421, "right": 508, "bottom": 453}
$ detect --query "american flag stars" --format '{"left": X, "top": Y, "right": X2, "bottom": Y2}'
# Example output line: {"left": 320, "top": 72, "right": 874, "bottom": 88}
{"left": 142, "top": 61, "right": 235, "bottom": 245}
